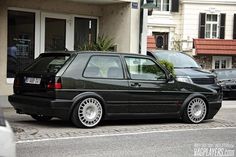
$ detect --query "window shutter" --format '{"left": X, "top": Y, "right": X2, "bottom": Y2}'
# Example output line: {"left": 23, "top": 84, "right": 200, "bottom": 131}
{"left": 219, "top": 13, "right": 226, "bottom": 39}
{"left": 233, "top": 14, "right": 236, "bottom": 39}
{"left": 171, "top": 0, "right": 179, "bottom": 12}
{"left": 199, "top": 13, "right": 206, "bottom": 38}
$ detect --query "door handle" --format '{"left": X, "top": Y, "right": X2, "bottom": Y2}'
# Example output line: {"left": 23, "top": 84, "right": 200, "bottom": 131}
{"left": 130, "top": 82, "right": 141, "bottom": 87}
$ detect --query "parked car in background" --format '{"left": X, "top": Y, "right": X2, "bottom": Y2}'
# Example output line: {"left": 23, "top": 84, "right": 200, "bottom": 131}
{"left": 9, "top": 52, "right": 222, "bottom": 128}
{"left": 211, "top": 69, "right": 236, "bottom": 99}
{"left": 0, "top": 107, "right": 16, "bottom": 157}
{"left": 147, "top": 50, "right": 220, "bottom": 91}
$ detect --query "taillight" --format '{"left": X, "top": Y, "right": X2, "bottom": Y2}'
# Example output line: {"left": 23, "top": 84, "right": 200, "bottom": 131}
{"left": 47, "top": 82, "right": 62, "bottom": 89}
{"left": 47, "top": 77, "right": 62, "bottom": 89}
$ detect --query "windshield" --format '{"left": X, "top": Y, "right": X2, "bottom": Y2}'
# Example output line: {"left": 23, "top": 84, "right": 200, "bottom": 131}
{"left": 153, "top": 52, "right": 200, "bottom": 68}
{"left": 24, "top": 54, "right": 71, "bottom": 73}
{"left": 215, "top": 69, "right": 236, "bottom": 80}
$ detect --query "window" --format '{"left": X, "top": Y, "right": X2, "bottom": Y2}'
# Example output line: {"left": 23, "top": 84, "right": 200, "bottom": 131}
{"left": 125, "top": 57, "right": 166, "bottom": 80}
{"left": 156, "top": 0, "right": 170, "bottom": 12}
{"left": 213, "top": 56, "right": 232, "bottom": 69}
{"left": 25, "top": 54, "right": 71, "bottom": 73}
{"left": 199, "top": 13, "right": 225, "bottom": 39}
{"left": 74, "top": 17, "right": 97, "bottom": 50}
{"left": 45, "top": 18, "right": 66, "bottom": 52}
{"left": 7, "top": 10, "right": 35, "bottom": 78}
{"left": 84, "top": 56, "right": 123, "bottom": 79}
{"left": 205, "top": 14, "right": 218, "bottom": 39}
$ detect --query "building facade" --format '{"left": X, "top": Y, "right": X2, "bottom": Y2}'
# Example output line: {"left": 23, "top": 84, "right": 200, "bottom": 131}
{"left": 0, "top": 0, "right": 141, "bottom": 107}
{"left": 147, "top": 0, "right": 236, "bottom": 69}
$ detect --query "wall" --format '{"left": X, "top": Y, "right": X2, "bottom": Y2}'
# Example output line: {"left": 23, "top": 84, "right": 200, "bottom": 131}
{"left": 0, "top": 0, "right": 10, "bottom": 107}
{"left": 181, "top": 1, "right": 236, "bottom": 52}
{"left": 100, "top": 3, "right": 131, "bottom": 53}
{"left": 7, "top": 0, "right": 103, "bottom": 16}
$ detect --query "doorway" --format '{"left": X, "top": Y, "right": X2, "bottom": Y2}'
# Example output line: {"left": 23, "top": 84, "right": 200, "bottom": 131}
{"left": 153, "top": 32, "right": 169, "bottom": 50}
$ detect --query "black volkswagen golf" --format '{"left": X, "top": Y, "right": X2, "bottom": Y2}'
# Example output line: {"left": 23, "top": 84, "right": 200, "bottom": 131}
{"left": 9, "top": 52, "right": 222, "bottom": 128}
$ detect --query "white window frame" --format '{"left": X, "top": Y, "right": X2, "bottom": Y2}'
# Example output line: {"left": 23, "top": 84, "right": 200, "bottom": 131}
{"left": 212, "top": 56, "right": 232, "bottom": 69}
{"left": 7, "top": 8, "right": 40, "bottom": 84}
{"left": 205, "top": 14, "right": 219, "bottom": 39}
{"left": 155, "top": 0, "right": 171, "bottom": 12}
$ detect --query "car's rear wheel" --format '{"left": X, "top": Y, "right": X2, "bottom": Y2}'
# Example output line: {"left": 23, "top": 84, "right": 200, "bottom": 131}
{"left": 183, "top": 97, "right": 207, "bottom": 124}
{"left": 71, "top": 97, "right": 103, "bottom": 128}
{"left": 31, "top": 115, "right": 52, "bottom": 121}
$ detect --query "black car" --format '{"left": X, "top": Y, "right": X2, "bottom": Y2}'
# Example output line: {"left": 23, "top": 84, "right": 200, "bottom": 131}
{"left": 9, "top": 52, "right": 222, "bottom": 128}
{"left": 147, "top": 50, "right": 220, "bottom": 91}
{"left": 211, "top": 69, "right": 236, "bottom": 99}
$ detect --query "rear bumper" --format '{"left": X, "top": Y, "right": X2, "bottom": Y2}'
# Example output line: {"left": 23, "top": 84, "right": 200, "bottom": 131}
{"left": 206, "top": 101, "right": 222, "bottom": 120}
{"left": 8, "top": 94, "right": 73, "bottom": 120}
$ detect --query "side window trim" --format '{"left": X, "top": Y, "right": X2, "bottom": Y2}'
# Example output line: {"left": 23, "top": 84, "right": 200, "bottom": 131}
{"left": 82, "top": 55, "right": 125, "bottom": 80}
{"left": 123, "top": 56, "right": 167, "bottom": 81}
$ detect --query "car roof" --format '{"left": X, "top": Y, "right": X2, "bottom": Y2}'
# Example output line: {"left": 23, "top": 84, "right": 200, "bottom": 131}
{"left": 43, "top": 51, "right": 151, "bottom": 58}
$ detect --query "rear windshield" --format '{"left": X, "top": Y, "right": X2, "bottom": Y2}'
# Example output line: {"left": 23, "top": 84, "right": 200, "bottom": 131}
{"left": 24, "top": 54, "right": 71, "bottom": 73}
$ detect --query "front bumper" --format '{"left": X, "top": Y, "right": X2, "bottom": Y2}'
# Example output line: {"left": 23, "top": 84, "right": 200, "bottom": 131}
{"left": 205, "top": 101, "right": 222, "bottom": 120}
{"left": 8, "top": 94, "right": 73, "bottom": 120}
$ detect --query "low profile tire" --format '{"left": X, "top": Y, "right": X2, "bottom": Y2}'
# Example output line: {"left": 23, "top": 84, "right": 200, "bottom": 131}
{"left": 182, "top": 97, "right": 207, "bottom": 124}
{"left": 31, "top": 115, "right": 52, "bottom": 121}
{"left": 71, "top": 97, "right": 103, "bottom": 128}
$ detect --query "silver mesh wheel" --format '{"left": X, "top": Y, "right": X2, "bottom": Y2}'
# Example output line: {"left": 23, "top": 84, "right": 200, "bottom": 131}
{"left": 187, "top": 98, "right": 207, "bottom": 123}
{"left": 78, "top": 98, "right": 103, "bottom": 127}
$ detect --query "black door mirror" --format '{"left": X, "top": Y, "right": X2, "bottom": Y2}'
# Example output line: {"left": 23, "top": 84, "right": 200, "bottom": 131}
{"left": 167, "top": 73, "right": 175, "bottom": 83}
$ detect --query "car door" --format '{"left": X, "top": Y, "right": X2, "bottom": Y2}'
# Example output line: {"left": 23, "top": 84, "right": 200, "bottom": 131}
{"left": 82, "top": 55, "right": 130, "bottom": 114}
{"left": 124, "top": 56, "right": 181, "bottom": 115}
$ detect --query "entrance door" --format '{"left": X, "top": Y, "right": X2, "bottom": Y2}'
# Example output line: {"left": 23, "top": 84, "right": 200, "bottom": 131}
{"left": 41, "top": 13, "right": 73, "bottom": 52}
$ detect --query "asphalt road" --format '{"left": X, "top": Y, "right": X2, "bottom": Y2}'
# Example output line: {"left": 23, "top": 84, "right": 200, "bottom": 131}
{"left": 17, "top": 128, "right": 236, "bottom": 157}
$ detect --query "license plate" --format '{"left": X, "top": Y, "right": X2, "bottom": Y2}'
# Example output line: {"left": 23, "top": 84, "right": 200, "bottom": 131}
{"left": 25, "top": 77, "right": 41, "bottom": 85}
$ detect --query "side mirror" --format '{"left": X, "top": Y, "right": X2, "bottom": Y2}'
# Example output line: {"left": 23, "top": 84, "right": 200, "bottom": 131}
{"left": 167, "top": 73, "right": 175, "bottom": 83}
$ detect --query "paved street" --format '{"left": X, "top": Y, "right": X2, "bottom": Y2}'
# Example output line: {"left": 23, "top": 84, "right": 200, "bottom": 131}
{"left": 17, "top": 128, "right": 236, "bottom": 157}
{"left": 3, "top": 101, "right": 236, "bottom": 157}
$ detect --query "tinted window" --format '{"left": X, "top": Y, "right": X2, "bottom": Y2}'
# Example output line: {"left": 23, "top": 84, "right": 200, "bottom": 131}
{"left": 25, "top": 55, "right": 70, "bottom": 73}
{"left": 84, "top": 56, "right": 123, "bottom": 79}
{"left": 125, "top": 57, "right": 166, "bottom": 80}
{"left": 153, "top": 52, "right": 200, "bottom": 68}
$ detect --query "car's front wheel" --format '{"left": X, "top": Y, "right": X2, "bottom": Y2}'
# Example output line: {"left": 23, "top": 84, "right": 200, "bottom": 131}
{"left": 183, "top": 97, "right": 207, "bottom": 124}
{"left": 71, "top": 97, "right": 103, "bottom": 128}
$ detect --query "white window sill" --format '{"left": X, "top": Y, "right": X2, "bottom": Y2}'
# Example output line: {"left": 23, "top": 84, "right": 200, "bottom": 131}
{"left": 152, "top": 11, "right": 171, "bottom": 15}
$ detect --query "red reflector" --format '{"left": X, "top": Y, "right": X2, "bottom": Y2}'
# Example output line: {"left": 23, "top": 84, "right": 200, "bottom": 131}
{"left": 47, "top": 83, "right": 62, "bottom": 89}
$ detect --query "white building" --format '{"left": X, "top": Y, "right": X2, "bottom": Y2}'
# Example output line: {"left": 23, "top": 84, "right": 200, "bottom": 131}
{"left": 0, "top": 0, "right": 142, "bottom": 107}
{"left": 147, "top": 0, "right": 236, "bottom": 69}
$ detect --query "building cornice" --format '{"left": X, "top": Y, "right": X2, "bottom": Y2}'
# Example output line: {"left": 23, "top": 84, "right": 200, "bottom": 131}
{"left": 181, "top": 0, "right": 236, "bottom": 5}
